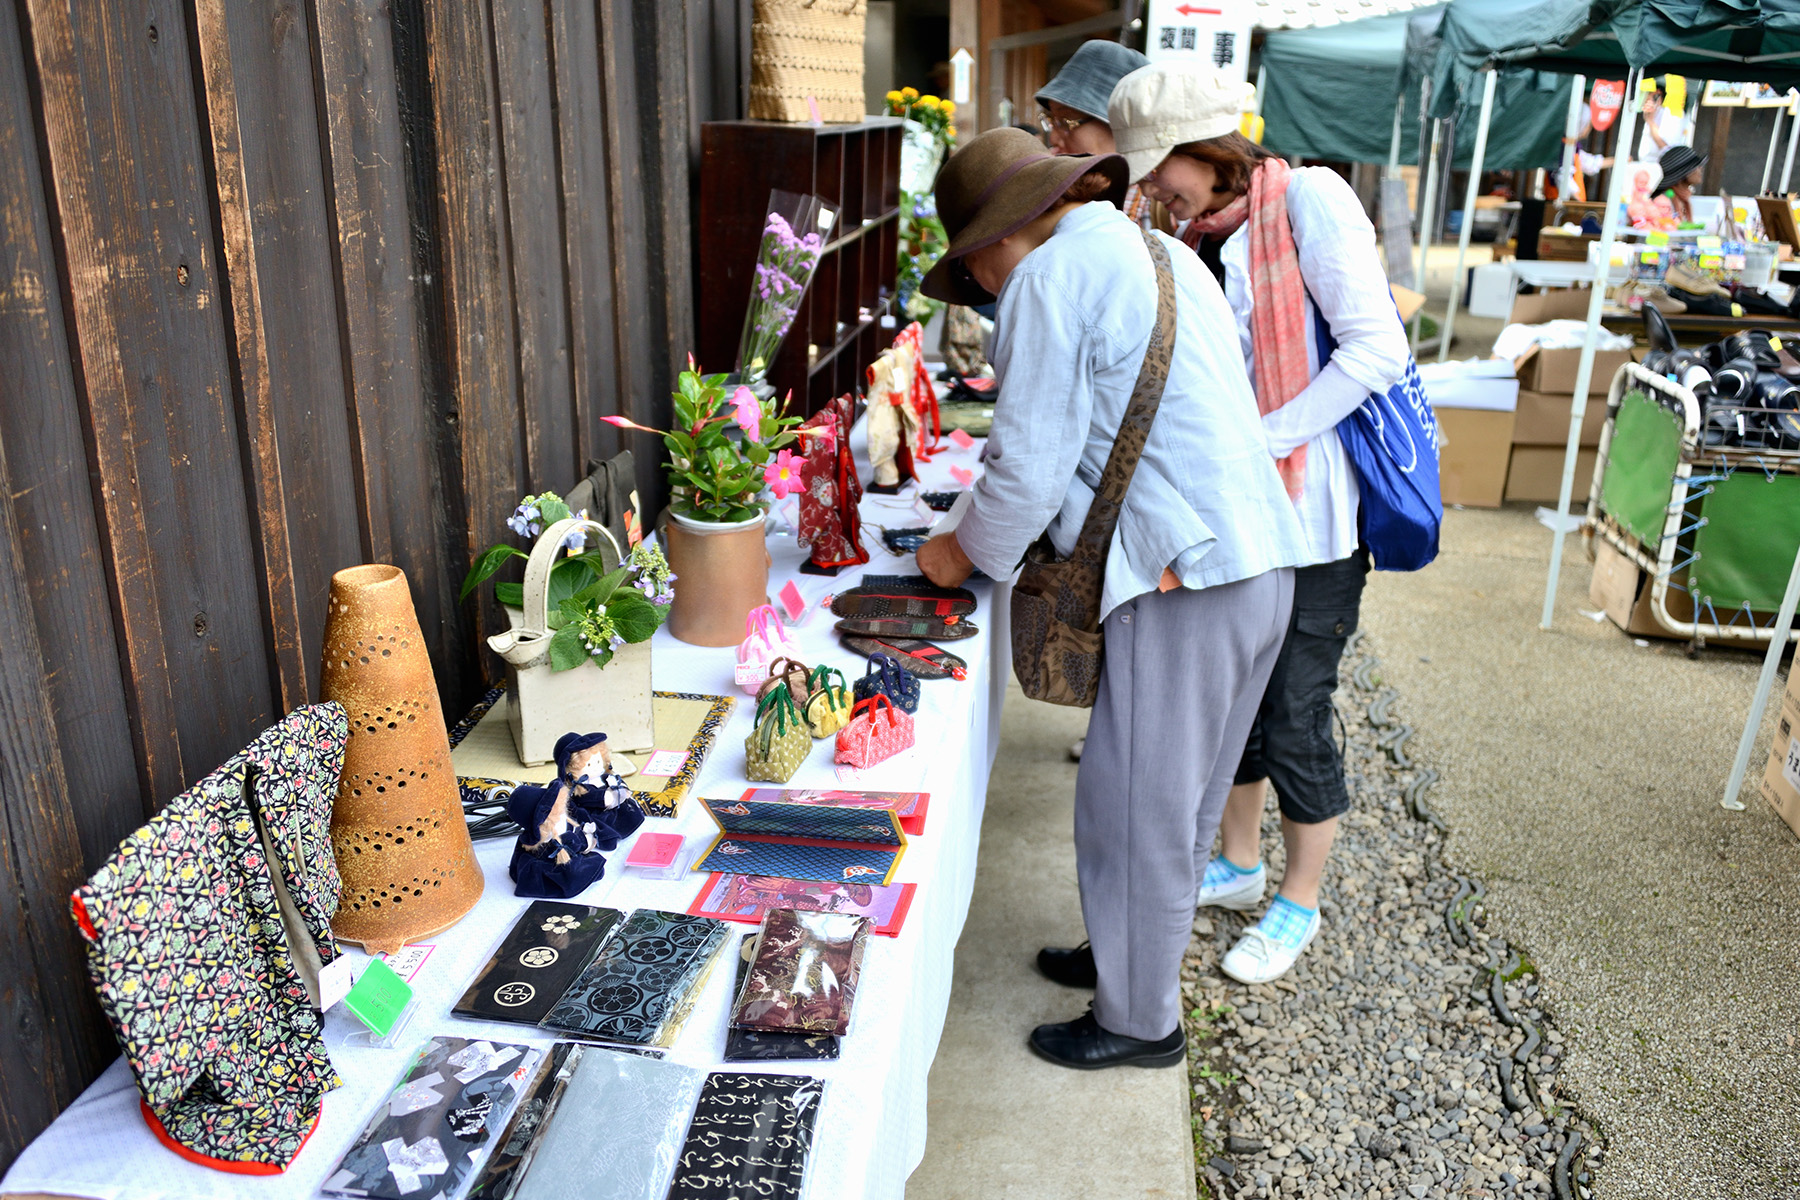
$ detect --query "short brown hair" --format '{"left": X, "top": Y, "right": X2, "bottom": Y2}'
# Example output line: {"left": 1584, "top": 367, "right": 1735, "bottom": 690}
{"left": 1169, "top": 132, "right": 1278, "bottom": 198}
{"left": 1060, "top": 167, "right": 1121, "bottom": 204}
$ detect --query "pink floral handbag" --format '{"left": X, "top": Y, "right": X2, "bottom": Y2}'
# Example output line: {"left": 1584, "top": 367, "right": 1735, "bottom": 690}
{"left": 833, "top": 694, "right": 915, "bottom": 769}
{"left": 736, "top": 604, "right": 798, "bottom": 694}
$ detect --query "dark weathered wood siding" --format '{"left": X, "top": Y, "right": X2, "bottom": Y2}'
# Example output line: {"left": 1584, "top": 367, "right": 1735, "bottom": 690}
{"left": 0, "top": 0, "right": 751, "bottom": 1169}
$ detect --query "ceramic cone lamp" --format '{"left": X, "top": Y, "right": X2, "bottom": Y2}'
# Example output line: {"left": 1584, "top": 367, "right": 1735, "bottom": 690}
{"left": 319, "top": 564, "right": 482, "bottom": 952}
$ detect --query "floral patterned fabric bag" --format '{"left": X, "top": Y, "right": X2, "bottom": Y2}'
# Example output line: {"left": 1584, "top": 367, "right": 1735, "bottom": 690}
{"left": 796, "top": 394, "right": 867, "bottom": 574}
{"left": 731, "top": 909, "right": 871, "bottom": 1036}
{"left": 851, "top": 652, "right": 920, "bottom": 714}
{"left": 745, "top": 687, "right": 812, "bottom": 782}
{"left": 833, "top": 694, "right": 914, "bottom": 769}
{"left": 71, "top": 704, "right": 349, "bottom": 1173}
{"left": 802, "top": 665, "right": 854, "bottom": 737}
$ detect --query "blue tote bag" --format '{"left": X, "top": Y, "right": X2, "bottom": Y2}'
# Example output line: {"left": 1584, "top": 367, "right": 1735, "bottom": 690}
{"left": 1310, "top": 312, "right": 1442, "bottom": 572}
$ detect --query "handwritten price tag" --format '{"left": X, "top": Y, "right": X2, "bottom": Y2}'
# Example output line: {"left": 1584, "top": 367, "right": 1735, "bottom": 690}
{"left": 640, "top": 750, "right": 689, "bottom": 778}
{"left": 948, "top": 428, "right": 975, "bottom": 450}
{"left": 779, "top": 580, "right": 807, "bottom": 622}
{"left": 1784, "top": 735, "right": 1800, "bottom": 794}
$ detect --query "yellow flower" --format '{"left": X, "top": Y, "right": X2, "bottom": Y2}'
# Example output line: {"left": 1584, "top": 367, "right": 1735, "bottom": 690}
{"left": 886, "top": 90, "right": 901, "bottom": 104}
{"left": 947, "top": 124, "right": 958, "bottom": 140}
{"left": 901, "top": 87, "right": 918, "bottom": 101}
{"left": 941, "top": 100, "right": 956, "bottom": 116}
{"left": 920, "top": 95, "right": 941, "bottom": 108}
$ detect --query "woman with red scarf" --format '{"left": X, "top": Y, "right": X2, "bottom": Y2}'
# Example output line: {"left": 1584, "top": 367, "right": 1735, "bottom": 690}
{"left": 1109, "top": 63, "right": 1412, "bottom": 985}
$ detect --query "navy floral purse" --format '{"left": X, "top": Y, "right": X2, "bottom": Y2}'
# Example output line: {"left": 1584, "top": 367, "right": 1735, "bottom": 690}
{"left": 852, "top": 653, "right": 920, "bottom": 714}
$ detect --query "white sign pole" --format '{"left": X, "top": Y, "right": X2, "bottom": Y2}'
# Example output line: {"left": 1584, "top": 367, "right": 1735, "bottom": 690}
{"left": 1439, "top": 68, "right": 1497, "bottom": 364}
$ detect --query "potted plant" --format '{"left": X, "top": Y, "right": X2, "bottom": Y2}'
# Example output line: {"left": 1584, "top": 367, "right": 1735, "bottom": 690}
{"left": 603, "top": 359, "right": 809, "bottom": 646}
{"left": 462, "top": 493, "right": 675, "bottom": 764}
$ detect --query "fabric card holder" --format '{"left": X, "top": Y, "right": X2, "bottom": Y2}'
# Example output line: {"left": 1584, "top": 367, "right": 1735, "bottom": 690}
{"left": 666, "top": 1073, "right": 823, "bottom": 1200}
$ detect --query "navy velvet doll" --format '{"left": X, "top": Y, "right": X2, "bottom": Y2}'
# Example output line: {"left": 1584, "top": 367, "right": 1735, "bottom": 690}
{"left": 507, "top": 732, "right": 645, "bottom": 898}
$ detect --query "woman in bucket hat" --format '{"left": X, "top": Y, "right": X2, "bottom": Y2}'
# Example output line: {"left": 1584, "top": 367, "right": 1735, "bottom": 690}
{"left": 1035, "top": 40, "right": 1162, "bottom": 232}
{"left": 913, "top": 128, "right": 1310, "bottom": 1068}
{"left": 1109, "top": 62, "right": 1412, "bottom": 987}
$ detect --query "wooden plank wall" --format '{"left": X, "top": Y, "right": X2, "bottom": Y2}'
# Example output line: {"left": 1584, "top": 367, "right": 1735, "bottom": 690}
{"left": 0, "top": 0, "right": 739, "bottom": 1169}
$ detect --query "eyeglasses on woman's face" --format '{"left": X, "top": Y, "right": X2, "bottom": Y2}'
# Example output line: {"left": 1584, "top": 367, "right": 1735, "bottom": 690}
{"left": 1039, "top": 111, "right": 1092, "bottom": 135}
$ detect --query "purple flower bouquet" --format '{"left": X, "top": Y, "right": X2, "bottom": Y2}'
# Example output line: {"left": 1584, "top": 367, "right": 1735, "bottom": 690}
{"left": 737, "top": 190, "right": 836, "bottom": 388}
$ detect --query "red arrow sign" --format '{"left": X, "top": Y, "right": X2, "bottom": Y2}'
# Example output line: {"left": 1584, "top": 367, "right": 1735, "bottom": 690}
{"left": 1175, "top": 4, "right": 1224, "bottom": 13}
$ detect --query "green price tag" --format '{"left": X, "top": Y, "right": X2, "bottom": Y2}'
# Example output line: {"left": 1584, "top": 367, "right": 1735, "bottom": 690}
{"left": 343, "top": 957, "right": 414, "bottom": 1038}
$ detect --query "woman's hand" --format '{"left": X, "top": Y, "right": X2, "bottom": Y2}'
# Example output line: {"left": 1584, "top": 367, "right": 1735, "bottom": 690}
{"left": 916, "top": 531, "right": 974, "bottom": 588}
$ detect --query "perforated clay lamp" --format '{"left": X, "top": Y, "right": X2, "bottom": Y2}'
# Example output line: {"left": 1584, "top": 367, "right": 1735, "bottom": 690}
{"left": 319, "top": 564, "right": 483, "bottom": 952}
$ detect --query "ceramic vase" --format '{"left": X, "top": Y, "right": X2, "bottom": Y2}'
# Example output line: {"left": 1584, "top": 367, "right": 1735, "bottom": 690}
{"left": 663, "top": 511, "right": 771, "bottom": 646}
{"left": 319, "top": 564, "right": 483, "bottom": 952}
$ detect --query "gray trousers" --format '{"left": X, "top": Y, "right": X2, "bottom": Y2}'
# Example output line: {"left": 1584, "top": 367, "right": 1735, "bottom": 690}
{"left": 1074, "top": 569, "right": 1294, "bottom": 1040}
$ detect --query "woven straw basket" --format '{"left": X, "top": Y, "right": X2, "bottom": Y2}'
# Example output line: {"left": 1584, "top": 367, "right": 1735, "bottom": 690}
{"left": 748, "top": 0, "right": 867, "bottom": 123}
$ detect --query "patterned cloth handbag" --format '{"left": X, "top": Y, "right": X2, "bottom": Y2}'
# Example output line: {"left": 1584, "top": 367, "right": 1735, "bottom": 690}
{"left": 852, "top": 653, "right": 920, "bottom": 714}
{"left": 834, "top": 694, "right": 914, "bottom": 769}
{"left": 797, "top": 394, "right": 868, "bottom": 575}
{"left": 1012, "top": 228, "right": 1176, "bottom": 708}
{"left": 736, "top": 605, "right": 799, "bottom": 694}
{"left": 71, "top": 704, "right": 349, "bottom": 1172}
{"left": 755, "top": 655, "right": 813, "bottom": 709}
{"left": 802, "top": 665, "right": 854, "bottom": 737}
{"left": 746, "top": 687, "right": 812, "bottom": 782}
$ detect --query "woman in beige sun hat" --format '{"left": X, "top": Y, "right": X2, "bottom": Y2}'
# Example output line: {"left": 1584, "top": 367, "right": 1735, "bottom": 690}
{"left": 1109, "top": 61, "right": 1413, "bottom": 990}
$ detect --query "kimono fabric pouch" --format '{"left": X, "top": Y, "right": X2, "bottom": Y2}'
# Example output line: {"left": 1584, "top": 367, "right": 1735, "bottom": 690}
{"left": 746, "top": 688, "right": 811, "bottom": 783}
{"left": 802, "top": 665, "right": 853, "bottom": 737}
{"left": 755, "top": 656, "right": 813, "bottom": 710}
{"left": 834, "top": 694, "right": 914, "bottom": 769}
{"left": 731, "top": 909, "right": 871, "bottom": 1036}
{"left": 1012, "top": 227, "right": 1177, "bottom": 709}
{"left": 736, "top": 605, "right": 796, "bottom": 694}
{"left": 829, "top": 575, "right": 976, "bottom": 620}
{"left": 852, "top": 653, "right": 919, "bottom": 714}
{"left": 835, "top": 615, "right": 977, "bottom": 641}
{"left": 839, "top": 635, "right": 967, "bottom": 681}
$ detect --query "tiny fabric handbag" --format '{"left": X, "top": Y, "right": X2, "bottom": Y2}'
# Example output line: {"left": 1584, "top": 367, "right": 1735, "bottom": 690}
{"left": 834, "top": 694, "right": 915, "bottom": 769}
{"left": 797, "top": 394, "right": 869, "bottom": 575}
{"left": 746, "top": 687, "right": 812, "bottom": 783}
{"left": 737, "top": 604, "right": 798, "bottom": 694}
{"left": 756, "top": 655, "right": 813, "bottom": 709}
{"left": 803, "top": 665, "right": 854, "bottom": 737}
{"left": 852, "top": 653, "right": 920, "bottom": 714}
{"left": 1011, "top": 229, "right": 1176, "bottom": 708}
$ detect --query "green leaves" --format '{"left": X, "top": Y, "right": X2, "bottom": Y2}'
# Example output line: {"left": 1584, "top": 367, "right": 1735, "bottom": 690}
{"left": 548, "top": 624, "right": 593, "bottom": 671}
{"left": 607, "top": 591, "right": 661, "bottom": 643}
{"left": 460, "top": 544, "right": 528, "bottom": 601}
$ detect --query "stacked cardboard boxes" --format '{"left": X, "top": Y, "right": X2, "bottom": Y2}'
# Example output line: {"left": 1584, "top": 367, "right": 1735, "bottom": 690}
{"left": 1758, "top": 665, "right": 1800, "bottom": 838}
{"left": 1503, "top": 289, "right": 1636, "bottom": 503}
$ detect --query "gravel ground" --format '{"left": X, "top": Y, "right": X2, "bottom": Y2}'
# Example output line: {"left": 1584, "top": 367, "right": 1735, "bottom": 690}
{"left": 1184, "top": 632, "right": 1600, "bottom": 1200}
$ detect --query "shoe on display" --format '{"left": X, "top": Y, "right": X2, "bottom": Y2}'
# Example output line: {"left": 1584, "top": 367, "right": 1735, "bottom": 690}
{"left": 1220, "top": 903, "right": 1321, "bottom": 985}
{"left": 1028, "top": 1007, "right": 1186, "bottom": 1070}
{"left": 1196, "top": 856, "right": 1266, "bottom": 911}
{"left": 1669, "top": 287, "right": 1739, "bottom": 318}
{"left": 1666, "top": 262, "right": 1726, "bottom": 297}
{"left": 1036, "top": 942, "right": 1097, "bottom": 988}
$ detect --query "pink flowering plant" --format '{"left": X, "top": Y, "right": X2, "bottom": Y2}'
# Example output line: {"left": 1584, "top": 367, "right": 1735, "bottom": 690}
{"left": 603, "top": 358, "right": 808, "bottom": 525}
{"left": 460, "top": 490, "right": 675, "bottom": 672}
{"left": 736, "top": 191, "right": 835, "bottom": 383}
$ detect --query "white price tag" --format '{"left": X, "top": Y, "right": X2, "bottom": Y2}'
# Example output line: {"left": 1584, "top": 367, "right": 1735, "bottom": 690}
{"left": 380, "top": 943, "right": 436, "bottom": 983}
{"left": 640, "top": 750, "right": 688, "bottom": 778}
{"left": 1783, "top": 736, "right": 1800, "bottom": 794}
{"left": 319, "top": 955, "right": 357, "bottom": 1011}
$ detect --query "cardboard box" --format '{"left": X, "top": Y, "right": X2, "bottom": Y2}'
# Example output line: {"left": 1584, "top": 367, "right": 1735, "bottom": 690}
{"left": 1512, "top": 390, "right": 1609, "bottom": 446}
{"left": 1433, "top": 405, "right": 1516, "bottom": 508}
{"left": 1508, "top": 288, "right": 1592, "bottom": 325}
{"left": 1587, "top": 537, "right": 1698, "bottom": 638}
{"left": 1514, "top": 344, "right": 1636, "bottom": 395}
{"left": 1468, "top": 261, "right": 1517, "bottom": 319}
{"left": 1758, "top": 693, "right": 1800, "bottom": 838}
{"left": 1505, "top": 446, "right": 1597, "bottom": 503}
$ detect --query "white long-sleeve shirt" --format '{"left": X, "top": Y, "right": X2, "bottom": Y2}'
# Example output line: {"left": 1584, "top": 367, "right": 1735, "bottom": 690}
{"left": 1213, "top": 167, "right": 1412, "bottom": 565}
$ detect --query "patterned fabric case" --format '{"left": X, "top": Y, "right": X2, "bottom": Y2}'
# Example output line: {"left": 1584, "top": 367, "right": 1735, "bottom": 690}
{"left": 738, "top": 787, "right": 930, "bottom": 836}
{"left": 70, "top": 703, "right": 348, "bottom": 1172}
{"left": 732, "top": 909, "right": 870, "bottom": 1036}
{"left": 453, "top": 902, "right": 624, "bottom": 1026}
{"left": 323, "top": 1037, "right": 542, "bottom": 1200}
{"left": 724, "top": 948, "right": 840, "bottom": 1061}
{"left": 467, "top": 1042, "right": 581, "bottom": 1200}
{"left": 839, "top": 634, "right": 968, "bottom": 681}
{"left": 538, "top": 909, "right": 731, "bottom": 1047}
{"left": 829, "top": 574, "right": 977, "bottom": 619}
{"left": 834, "top": 615, "right": 979, "bottom": 641}
{"left": 511, "top": 1047, "right": 705, "bottom": 1200}
{"left": 666, "top": 1073, "right": 823, "bottom": 1200}
{"left": 693, "top": 797, "right": 907, "bottom": 886}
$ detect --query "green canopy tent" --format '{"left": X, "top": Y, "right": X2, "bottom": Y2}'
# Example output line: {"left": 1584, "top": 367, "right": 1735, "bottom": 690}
{"left": 1428, "top": 0, "right": 1800, "bottom": 810}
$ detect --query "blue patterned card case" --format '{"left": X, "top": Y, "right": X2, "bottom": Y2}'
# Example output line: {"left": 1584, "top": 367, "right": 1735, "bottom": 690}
{"left": 323, "top": 1036, "right": 543, "bottom": 1200}
{"left": 537, "top": 908, "right": 732, "bottom": 1048}
{"left": 452, "top": 902, "right": 624, "bottom": 1026}
{"left": 693, "top": 797, "right": 907, "bottom": 886}
{"left": 511, "top": 1047, "right": 705, "bottom": 1200}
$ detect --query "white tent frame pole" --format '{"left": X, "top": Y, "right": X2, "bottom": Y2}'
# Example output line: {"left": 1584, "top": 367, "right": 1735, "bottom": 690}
{"left": 1387, "top": 99, "right": 1404, "bottom": 177}
{"left": 1439, "top": 69, "right": 1498, "bottom": 364}
{"left": 1412, "top": 115, "right": 1443, "bottom": 352}
{"left": 1254, "top": 64, "right": 1267, "bottom": 118}
{"left": 1540, "top": 68, "right": 1640, "bottom": 630}
{"left": 1762, "top": 107, "right": 1784, "bottom": 193}
{"left": 1721, "top": 542, "right": 1800, "bottom": 810}
{"left": 1781, "top": 103, "right": 1800, "bottom": 193}
{"left": 1558, "top": 73, "right": 1587, "bottom": 198}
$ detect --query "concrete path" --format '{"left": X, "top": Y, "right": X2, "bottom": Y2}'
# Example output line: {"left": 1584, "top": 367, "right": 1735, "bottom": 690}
{"left": 1363, "top": 505, "right": 1800, "bottom": 1197}
{"left": 907, "top": 679, "right": 1196, "bottom": 1200}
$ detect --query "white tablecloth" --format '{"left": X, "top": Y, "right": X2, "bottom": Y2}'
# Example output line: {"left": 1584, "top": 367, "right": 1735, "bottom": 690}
{"left": 2, "top": 426, "right": 1007, "bottom": 1200}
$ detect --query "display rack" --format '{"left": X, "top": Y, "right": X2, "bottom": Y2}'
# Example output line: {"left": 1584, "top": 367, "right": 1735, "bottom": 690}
{"left": 698, "top": 118, "right": 903, "bottom": 415}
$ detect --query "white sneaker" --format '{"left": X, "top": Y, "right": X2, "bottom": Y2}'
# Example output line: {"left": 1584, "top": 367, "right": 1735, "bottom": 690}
{"left": 1220, "top": 910, "right": 1321, "bottom": 985}
{"left": 1196, "top": 858, "right": 1266, "bottom": 911}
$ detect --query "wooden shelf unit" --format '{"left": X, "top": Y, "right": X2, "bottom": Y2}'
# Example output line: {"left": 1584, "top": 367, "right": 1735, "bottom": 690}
{"left": 698, "top": 118, "right": 903, "bottom": 414}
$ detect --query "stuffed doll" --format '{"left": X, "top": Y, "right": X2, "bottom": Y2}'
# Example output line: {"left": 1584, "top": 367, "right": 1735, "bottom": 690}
{"left": 507, "top": 731, "right": 645, "bottom": 898}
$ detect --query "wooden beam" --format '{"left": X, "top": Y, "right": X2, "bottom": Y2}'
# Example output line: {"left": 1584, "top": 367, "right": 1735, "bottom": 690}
{"left": 1704, "top": 102, "right": 1732, "bottom": 194}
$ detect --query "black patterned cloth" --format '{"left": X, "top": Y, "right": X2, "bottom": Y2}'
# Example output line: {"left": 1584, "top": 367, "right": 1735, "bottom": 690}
{"left": 70, "top": 703, "right": 348, "bottom": 1173}
{"left": 538, "top": 909, "right": 730, "bottom": 1047}
{"left": 665, "top": 1072, "right": 822, "bottom": 1200}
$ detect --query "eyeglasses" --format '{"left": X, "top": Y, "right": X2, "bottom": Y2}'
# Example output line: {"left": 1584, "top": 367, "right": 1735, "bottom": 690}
{"left": 1038, "top": 111, "right": 1093, "bottom": 135}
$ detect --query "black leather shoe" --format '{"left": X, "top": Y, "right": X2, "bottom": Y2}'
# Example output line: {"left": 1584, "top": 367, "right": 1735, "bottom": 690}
{"left": 1029, "top": 1008, "right": 1185, "bottom": 1070}
{"left": 1036, "top": 942, "right": 1096, "bottom": 988}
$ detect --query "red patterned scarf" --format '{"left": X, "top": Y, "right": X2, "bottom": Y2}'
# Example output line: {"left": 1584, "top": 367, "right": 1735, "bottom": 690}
{"left": 1181, "top": 157, "right": 1308, "bottom": 498}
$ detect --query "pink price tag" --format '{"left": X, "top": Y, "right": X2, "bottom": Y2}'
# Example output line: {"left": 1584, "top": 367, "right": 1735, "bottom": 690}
{"left": 806, "top": 96, "right": 822, "bottom": 125}
{"left": 948, "top": 428, "right": 975, "bottom": 450}
{"left": 779, "top": 580, "right": 807, "bottom": 622}
{"left": 950, "top": 465, "right": 975, "bottom": 486}
{"left": 626, "top": 832, "right": 684, "bottom": 869}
